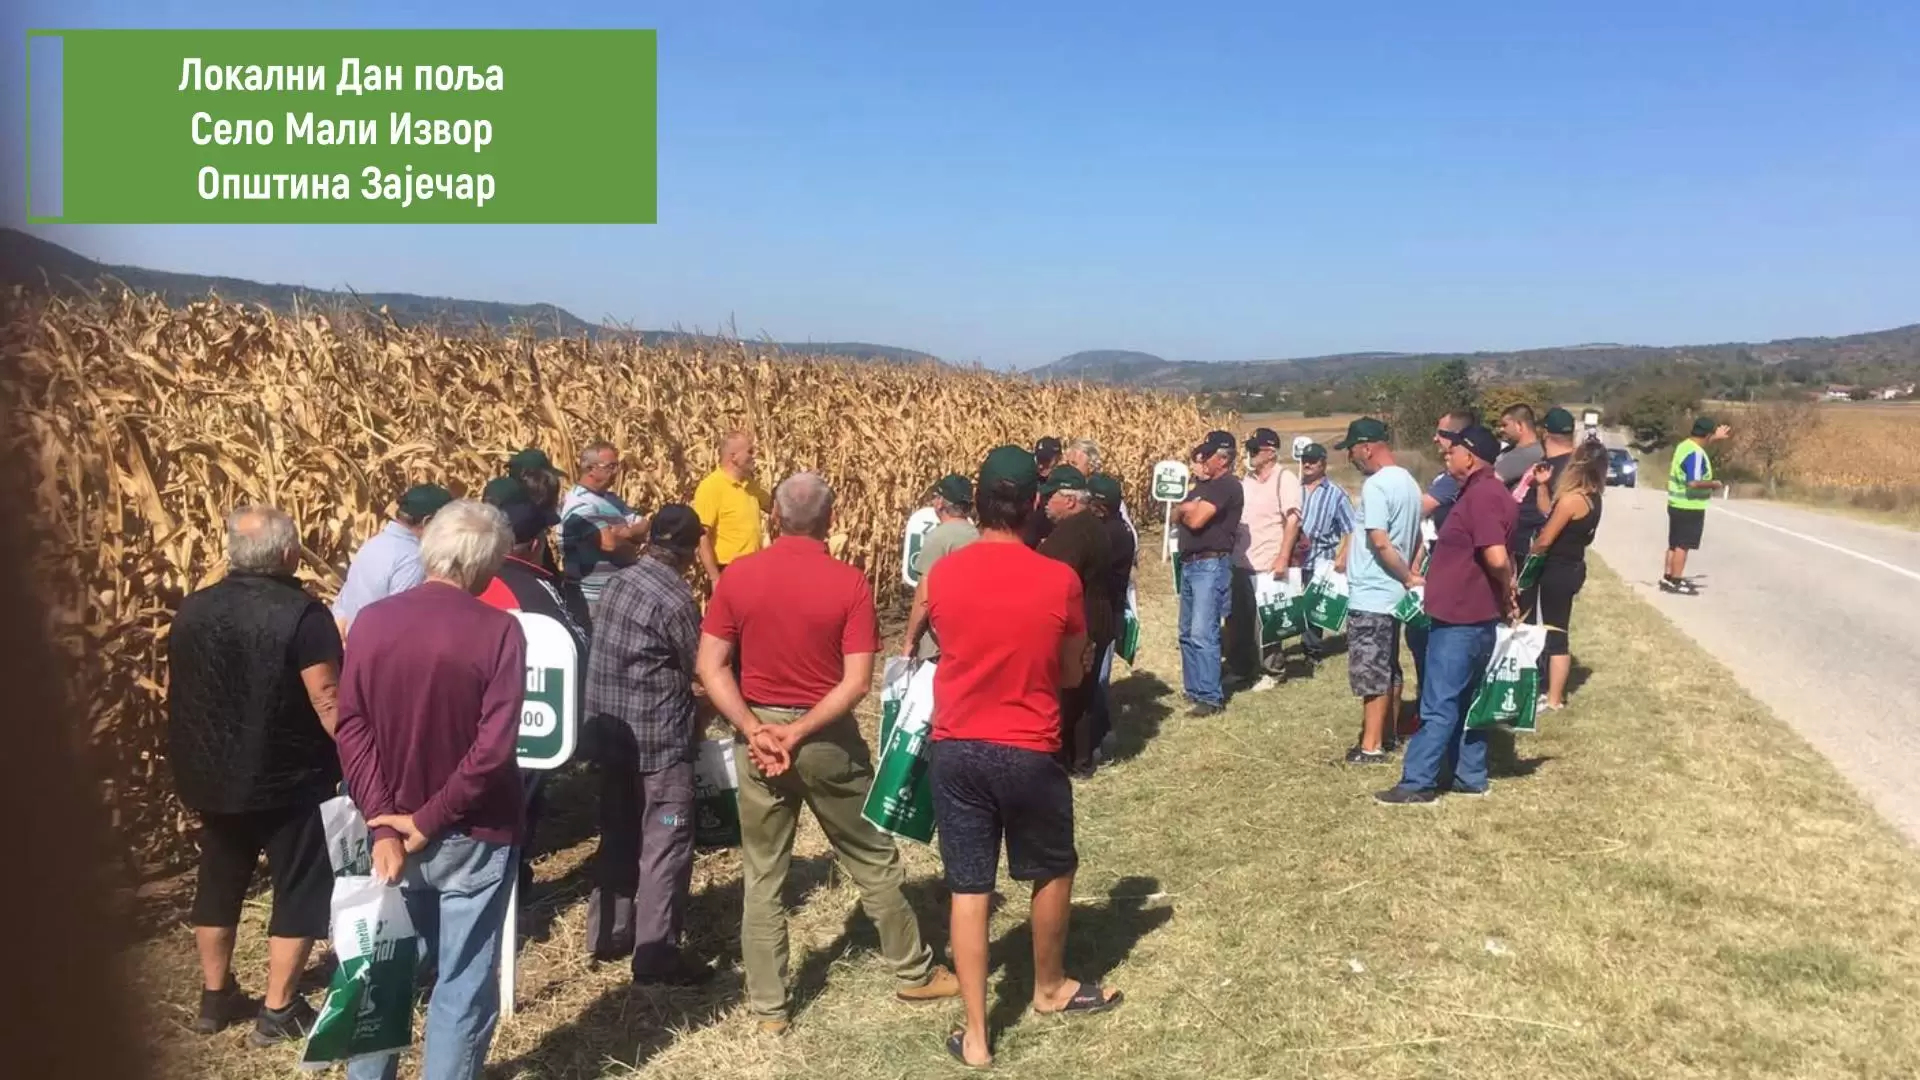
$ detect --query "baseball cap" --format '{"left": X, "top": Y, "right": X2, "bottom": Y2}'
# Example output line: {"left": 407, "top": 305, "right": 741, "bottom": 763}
{"left": 1040, "top": 464, "right": 1090, "bottom": 497}
{"left": 1691, "top": 416, "right": 1719, "bottom": 437}
{"left": 1033, "top": 436, "right": 1063, "bottom": 466}
{"left": 1191, "top": 430, "right": 1236, "bottom": 460}
{"left": 980, "top": 444, "right": 1041, "bottom": 495}
{"left": 397, "top": 483, "right": 454, "bottom": 519}
{"left": 649, "top": 504, "right": 703, "bottom": 550}
{"left": 1332, "top": 417, "right": 1390, "bottom": 450}
{"left": 933, "top": 473, "right": 973, "bottom": 505}
{"left": 1299, "top": 442, "right": 1328, "bottom": 462}
{"left": 500, "top": 498, "right": 558, "bottom": 544}
{"left": 1088, "top": 474, "right": 1123, "bottom": 509}
{"left": 506, "top": 447, "right": 556, "bottom": 475}
{"left": 1245, "top": 427, "right": 1282, "bottom": 453}
{"left": 1442, "top": 425, "right": 1502, "bottom": 464}
{"left": 1542, "top": 407, "right": 1577, "bottom": 436}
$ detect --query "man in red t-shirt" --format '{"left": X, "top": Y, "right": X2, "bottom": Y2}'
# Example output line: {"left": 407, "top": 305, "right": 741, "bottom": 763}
{"left": 693, "top": 471, "right": 958, "bottom": 1033}
{"left": 924, "top": 446, "right": 1123, "bottom": 1069}
{"left": 1377, "top": 426, "right": 1518, "bottom": 805}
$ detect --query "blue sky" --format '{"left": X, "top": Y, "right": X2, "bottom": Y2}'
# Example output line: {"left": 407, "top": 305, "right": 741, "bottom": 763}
{"left": 6, "top": 1, "right": 1919, "bottom": 369}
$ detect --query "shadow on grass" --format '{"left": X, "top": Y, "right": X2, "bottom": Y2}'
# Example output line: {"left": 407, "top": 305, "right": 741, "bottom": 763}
{"left": 1107, "top": 671, "right": 1175, "bottom": 763}
{"left": 1484, "top": 727, "right": 1556, "bottom": 779}
{"left": 1566, "top": 661, "right": 1594, "bottom": 698}
{"left": 490, "top": 853, "right": 837, "bottom": 1078}
{"left": 984, "top": 876, "right": 1174, "bottom": 1039}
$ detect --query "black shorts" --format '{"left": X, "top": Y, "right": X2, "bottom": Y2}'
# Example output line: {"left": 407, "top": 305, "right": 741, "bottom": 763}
{"left": 191, "top": 803, "right": 331, "bottom": 939}
{"left": 1346, "top": 612, "right": 1403, "bottom": 697}
{"left": 1667, "top": 506, "right": 1706, "bottom": 551}
{"left": 930, "top": 739, "right": 1077, "bottom": 894}
{"left": 1534, "top": 560, "right": 1587, "bottom": 658}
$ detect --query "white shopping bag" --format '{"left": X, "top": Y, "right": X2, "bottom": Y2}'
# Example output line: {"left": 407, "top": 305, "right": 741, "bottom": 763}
{"left": 300, "top": 876, "right": 420, "bottom": 1070}
{"left": 319, "top": 795, "right": 371, "bottom": 878}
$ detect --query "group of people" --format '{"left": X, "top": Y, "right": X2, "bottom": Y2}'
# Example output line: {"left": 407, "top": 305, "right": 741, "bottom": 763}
{"left": 163, "top": 429, "right": 1131, "bottom": 1075}
{"left": 159, "top": 405, "right": 1728, "bottom": 1073}
{"left": 1171, "top": 404, "right": 1667, "bottom": 804}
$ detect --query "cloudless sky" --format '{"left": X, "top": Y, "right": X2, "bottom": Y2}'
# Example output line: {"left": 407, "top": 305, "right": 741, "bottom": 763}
{"left": 5, "top": 1, "right": 1919, "bottom": 368}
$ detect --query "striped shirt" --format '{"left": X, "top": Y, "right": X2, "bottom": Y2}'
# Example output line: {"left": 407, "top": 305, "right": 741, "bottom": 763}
{"left": 560, "top": 484, "right": 642, "bottom": 608}
{"left": 1298, "top": 477, "right": 1356, "bottom": 568}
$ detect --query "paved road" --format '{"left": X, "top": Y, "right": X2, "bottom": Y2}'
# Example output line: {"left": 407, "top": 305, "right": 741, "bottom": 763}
{"left": 1589, "top": 483, "right": 1920, "bottom": 843}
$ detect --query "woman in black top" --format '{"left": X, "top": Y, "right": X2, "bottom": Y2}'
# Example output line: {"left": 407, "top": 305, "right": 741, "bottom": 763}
{"left": 1527, "top": 441, "right": 1607, "bottom": 710}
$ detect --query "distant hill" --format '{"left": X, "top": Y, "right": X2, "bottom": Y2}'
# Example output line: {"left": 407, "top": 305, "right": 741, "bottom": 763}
{"left": 0, "top": 228, "right": 940, "bottom": 365}
{"left": 1029, "top": 329, "right": 1920, "bottom": 391}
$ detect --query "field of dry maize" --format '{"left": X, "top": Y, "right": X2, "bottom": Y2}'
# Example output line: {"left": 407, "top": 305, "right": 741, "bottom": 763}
{"left": 1, "top": 287, "right": 1214, "bottom": 877}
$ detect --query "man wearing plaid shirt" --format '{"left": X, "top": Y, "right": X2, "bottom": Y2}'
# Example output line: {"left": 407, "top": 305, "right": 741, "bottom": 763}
{"left": 1290, "top": 443, "right": 1356, "bottom": 665}
{"left": 582, "top": 505, "right": 714, "bottom": 986}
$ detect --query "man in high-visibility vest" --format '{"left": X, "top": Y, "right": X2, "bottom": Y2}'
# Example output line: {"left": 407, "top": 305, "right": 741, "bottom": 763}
{"left": 1662, "top": 416, "right": 1730, "bottom": 595}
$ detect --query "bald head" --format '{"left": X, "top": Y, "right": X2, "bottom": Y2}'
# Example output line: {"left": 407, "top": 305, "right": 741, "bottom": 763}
{"left": 773, "top": 471, "right": 833, "bottom": 538}
{"left": 226, "top": 504, "right": 300, "bottom": 575}
{"left": 719, "top": 429, "right": 758, "bottom": 479}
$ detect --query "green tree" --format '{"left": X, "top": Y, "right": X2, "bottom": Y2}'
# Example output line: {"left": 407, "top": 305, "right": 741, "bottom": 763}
{"left": 1614, "top": 378, "right": 1702, "bottom": 448}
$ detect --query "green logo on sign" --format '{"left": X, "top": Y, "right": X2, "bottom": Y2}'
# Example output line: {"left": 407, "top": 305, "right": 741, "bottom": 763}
{"left": 518, "top": 665, "right": 567, "bottom": 765}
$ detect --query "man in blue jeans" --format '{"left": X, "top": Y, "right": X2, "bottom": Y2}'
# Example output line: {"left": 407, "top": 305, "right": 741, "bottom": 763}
{"left": 336, "top": 500, "right": 527, "bottom": 1080}
{"left": 1174, "top": 431, "right": 1244, "bottom": 717}
{"left": 1377, "top": 426, "right": 1517, "bottom": 805}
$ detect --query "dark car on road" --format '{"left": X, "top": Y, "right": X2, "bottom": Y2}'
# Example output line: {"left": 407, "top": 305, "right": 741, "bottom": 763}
{"left": 1606, "top": 447, "right": 1638, "bottom": 487}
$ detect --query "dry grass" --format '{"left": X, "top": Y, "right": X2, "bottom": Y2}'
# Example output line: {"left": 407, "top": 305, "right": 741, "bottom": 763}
{"left": 132, "top": 556, "right": 1920, "bottom": 1079}
{"left": 0, "top": 287, "right": 1213, "bottom": 875}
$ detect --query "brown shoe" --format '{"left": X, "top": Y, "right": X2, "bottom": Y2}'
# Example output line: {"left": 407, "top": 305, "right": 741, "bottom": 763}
{"left": 896, "top": 964, "right": 961, "bottom": 1004}
{"left": 756, "top": 1019, "right": 790, "bottom": 1037}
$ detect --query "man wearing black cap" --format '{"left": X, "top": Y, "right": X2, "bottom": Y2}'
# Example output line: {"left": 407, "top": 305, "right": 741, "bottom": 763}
{"left": 1024, "top": 437, "right": 1065, "bottom": 548}
{"left": 1378, "top": 426, "right": 1517, "bottom": 805}
{"left": 901, "top": 474, "right": 980, "bottom": 662}
{"left": 1227, "top": 427, "right": 1304, "bottom": 691}
{"left": 477, "top": 498, "right": 593, "bottom": 902}
{"left": 1038, "top": 466, "right": 1113, "bottom": 775}
{"left": 1662, "top": 416, "right": 1729, "bottom": 595}
{"left": 581, "top": 505, "right": 715, "bottom": 985}
{"left": 1173, "top": 431, "right": 1244, "bottom": 716}
{"left": 1510, "top": 407, "right": 1578, "bottom": 560}
{"left": 332, "top": 482, "right": 453, "bottom": 638}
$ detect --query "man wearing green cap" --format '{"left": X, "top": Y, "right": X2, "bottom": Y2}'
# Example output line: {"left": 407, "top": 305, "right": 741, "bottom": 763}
{"left": 901, "top": 474, "right": 980, "bottom": 663}
{"left": 1510, "top": 407, "right": 1578, "bottom": 560}
{"left": 1038, "top": 465, "right": 1113, "bottom": 776}
{"left": 1333, "top": 418, "right": 1423, "bottom": 764}
{"left": 330, "top": 482, "right": 451, "bottom": 638}
{"left": 1663, "top": 416, "right": 1729, "bottom": 595}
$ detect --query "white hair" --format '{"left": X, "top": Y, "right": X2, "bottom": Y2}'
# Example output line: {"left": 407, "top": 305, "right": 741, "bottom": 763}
{"left": 420, "top": 499, "right": 512, "bottom": 591}
{"left": 1067, "top": 438, "right": 1102, "bottom": 472}
{"left": 774, "top": 471, "right": 834, "bottom": 536}
{"left": 226, "top": 504, "right": 299, "bottom": 574}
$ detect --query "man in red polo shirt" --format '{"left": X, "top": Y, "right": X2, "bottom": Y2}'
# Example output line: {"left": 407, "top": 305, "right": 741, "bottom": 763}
{"left": 1377, "top": 426, "right": 1517, "bottom": 805}
{"left": 694, "top": 471, "right": 959, "bottom": 1035}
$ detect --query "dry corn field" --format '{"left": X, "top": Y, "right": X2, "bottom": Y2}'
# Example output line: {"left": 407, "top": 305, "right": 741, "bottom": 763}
{"left": 1756, "top": 403, "right": 1920, "bottom": 488}
{"left": 0, "top": 286, "right": 1214, "bottom": 877}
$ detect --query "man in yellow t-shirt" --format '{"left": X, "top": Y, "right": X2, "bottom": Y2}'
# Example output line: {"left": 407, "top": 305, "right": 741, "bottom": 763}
{"left": 693, "top": 430, "right": 773, "bottom": 581}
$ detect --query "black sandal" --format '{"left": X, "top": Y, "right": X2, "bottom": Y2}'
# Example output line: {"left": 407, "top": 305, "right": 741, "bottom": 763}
{"left": 946, "top": 1030, "right": 992, "bottom": 1070}
{"left": 1045, "top": 982, "right": 1124, "bottom": 1016}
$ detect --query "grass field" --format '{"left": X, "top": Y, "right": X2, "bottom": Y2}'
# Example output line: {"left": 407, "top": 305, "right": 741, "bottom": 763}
{"left": 129, "top": 552, "right": 1920, "bottom": 1079}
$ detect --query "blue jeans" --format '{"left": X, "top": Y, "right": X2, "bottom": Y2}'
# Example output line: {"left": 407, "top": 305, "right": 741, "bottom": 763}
{"left": 1396, "top": 620, "right": 1497, "bottom": 793}
{"left": 1177, "top": 555, "right": 1232, "bottom": 707}
{"left": 348, "top": 833, "right": 517, "bottom": 1080}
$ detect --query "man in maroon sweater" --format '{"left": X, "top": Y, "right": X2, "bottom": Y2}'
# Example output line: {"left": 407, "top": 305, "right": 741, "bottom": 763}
{"left": 335, "top": 499, "right": 525, "bottom": 1080}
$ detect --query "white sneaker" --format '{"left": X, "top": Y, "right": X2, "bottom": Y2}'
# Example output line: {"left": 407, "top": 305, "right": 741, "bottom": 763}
{"left": 1249, "top": 675, "right": 1280, "bottom": 693}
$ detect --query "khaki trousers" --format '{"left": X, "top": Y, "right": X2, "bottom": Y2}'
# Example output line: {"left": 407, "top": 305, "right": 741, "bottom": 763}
{"left": 736, "top": 707, "right": 934, "bottom": 1020}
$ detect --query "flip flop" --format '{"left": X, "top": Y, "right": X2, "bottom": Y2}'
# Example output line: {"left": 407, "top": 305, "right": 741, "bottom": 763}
{"left": 1039, "top": 982, "right": 1124, "bottom": 1016}
{"left": 946, "top": 1030, "right": 992, "bottom": 1070}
